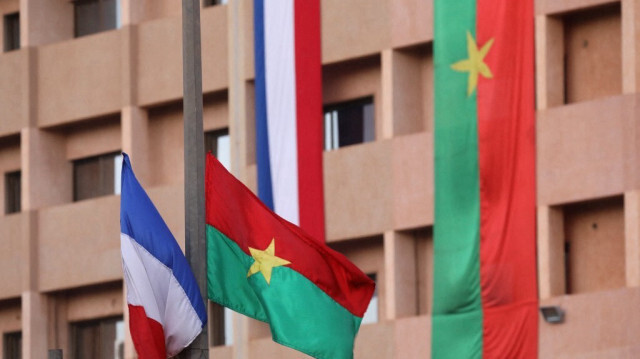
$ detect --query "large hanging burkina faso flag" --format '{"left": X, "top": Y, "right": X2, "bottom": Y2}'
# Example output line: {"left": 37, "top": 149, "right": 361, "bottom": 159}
{"left": 205, "top": 154, "right": 375, "bottom": 359}
{"left": 432, "top": 0, "right": 538, "bottom": 358}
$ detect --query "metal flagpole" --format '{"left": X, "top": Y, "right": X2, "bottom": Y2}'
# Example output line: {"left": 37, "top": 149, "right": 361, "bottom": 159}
{"left": 180, "top": 0, "right": 209, "bottom": 358}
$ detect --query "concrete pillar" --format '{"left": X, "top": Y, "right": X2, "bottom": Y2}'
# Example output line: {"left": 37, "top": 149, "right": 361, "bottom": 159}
{"left": 21, "top": 291, "right": 48, "bottom": 359}
{"left": 625, "top": 191, "right": 640, "bottom": 287}
{"left": 622, "top": 0, "right": 640, "bottom": 94}
{"left": 21, "top": 128, "right": 71, "bottom": 210}
{"left": 381, "top": 49, "right": 395, "bottom": 140}
{"left": 120, "top": 0, "right": 145, "bottom": 26}
{"left": 121, "top": 106, "right": 150, "bottom": 184}
{"left": 19, "top": 0, "right": 73, "bottom": 48}
{"left": 535, "top": 15, "right": 564, "bottom": 110}
{"left": 537, "top": 205, "right": 566, "bottom": 299}
{"left": 228, "top": 0, "right": 249, "bottom": 182}
{"left": 232, "top": 314, "right": 249, "bottom": 359}
{"left": 381, "top": 48, "right": 430, "bottom": 139}
{"left": 383, "top": 230, "right": 417, "bottom": 320}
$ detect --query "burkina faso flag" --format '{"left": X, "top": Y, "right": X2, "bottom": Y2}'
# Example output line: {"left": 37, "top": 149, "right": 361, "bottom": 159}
{"left": 432, "top": 0, "right": 538, "bottom": 358}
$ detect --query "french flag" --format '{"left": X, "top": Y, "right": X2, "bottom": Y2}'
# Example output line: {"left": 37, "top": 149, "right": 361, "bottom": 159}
{"left": 120, "top": 153, "right": 207, "bottom": 358}
{"left": 254, "top": 0, "right": 325, "bottom": 242}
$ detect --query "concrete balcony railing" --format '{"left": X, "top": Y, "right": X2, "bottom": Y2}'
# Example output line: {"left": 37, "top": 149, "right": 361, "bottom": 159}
{"left": 37, "top": 183, "right": 184, "bottom": 292}
{"left": 0, "top": 212, "right": 25, "bottom": 300}
{"left": 324, "top": 132, "right": 433, "bottom": 242}
{"left": 537, "top": 94, "right": 636, "bottom": 206}
{"left": 37, "top": 29, "right": 123, "bottom": 127}
{"left": 137, "top": 5, "right": 229, "bottom": 107}
{"left": 540, "top": 287, "right": 640, "bottom": 357}
{"left": 0, "top": 49, "right": 27, "bottom": 137}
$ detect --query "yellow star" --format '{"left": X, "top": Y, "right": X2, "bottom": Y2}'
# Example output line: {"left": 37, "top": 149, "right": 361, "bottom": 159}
{"left": 451, "top": 31, "right": 495, "bottom": 96}
{"left": 247, "top": 238, "right": 291, "bottom": 285}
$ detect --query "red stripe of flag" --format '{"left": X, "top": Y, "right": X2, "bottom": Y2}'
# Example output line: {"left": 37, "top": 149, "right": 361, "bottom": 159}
{"left": 127, "top": 305, "right": 167, "bottom": 359}
{"left": 476, "top": 1, "right": 538, "bottom": 358}
{"left": 294, "top": 0, "right": 325, "bottom": 242}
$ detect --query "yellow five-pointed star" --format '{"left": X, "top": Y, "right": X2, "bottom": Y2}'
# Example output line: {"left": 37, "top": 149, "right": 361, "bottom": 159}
{"left": 247, "top": 238, "right": 291, "bottom": 285}
{"left": 451, "top": 31, "right": 495, "bottom": 96}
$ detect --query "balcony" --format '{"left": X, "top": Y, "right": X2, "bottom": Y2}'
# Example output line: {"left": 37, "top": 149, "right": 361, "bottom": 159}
{"left": 324, "top": 132, "right": 433, "bottom": 241}
{"left": 37, "top": 184, "right": 184, "bottom": 292}
{"left": 537, "top": 95, "right": 634, "bottom": 205}
{"left": 0, "top": 213, "right": 25, "bottom": 299}
{"left": 0, "top": 49, "right": 27, "bottom": 137}
{"left": 37, "top": 30, "right": 123, "bottom": 127}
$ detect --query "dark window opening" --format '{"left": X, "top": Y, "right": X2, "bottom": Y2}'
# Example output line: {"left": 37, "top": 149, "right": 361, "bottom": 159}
{"left": 73, "top": 152, "right": 122, "bottom": 202}
{"left": 362, "top": 273, "right": 378, "bottom": 324}
{"left": 3, "top": 12, "right": 19, "bottom": 52}
{"left": 204, "top": 0, "right": 227, "bottom": 6}
{"left": 564, "top": 240, "right": 571, "bottom": 294}
{"left": 324, "top": 97, "right": 375, "bottom": 150}
{"left": 74, "top": 0, "right": 117, "bottom": 38}
{"left": 5, "top": 170, "right": 20, "bottom": 214}
{"left": 3, "top": 331, "right": 21, "bottom": 359}
{"left": 70, "top": 317, "right": 124, "bottom": 359}
{"left": 211, "top": 302, "right": 226, "bottom": 346}
{"left": 205, "top": 128, "right": 230, "bottom": 169}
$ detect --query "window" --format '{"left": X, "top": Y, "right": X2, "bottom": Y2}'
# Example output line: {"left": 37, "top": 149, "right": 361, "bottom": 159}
{"left": 362, "top": 273, "right": 378, "bottom": 324}
{"left": 204, "top": 0, "right": 228, "bottom": 6}
{"left": 71, "top": 317, "right": 124, "bottom": 359}
{"left": 210, "top": 302, "right": 233, "bottom": 346}
{"left": 74, "top": 0, "right": 118, "bottom": 38}
{"left": 3, "top": 331, "right": 21, "bottom": 359}
{"left": 73, "top": 152, "right": 122, "bottom": 202}
{"left": 5, "top": 171, "right": 20, "bottom": 214}
{"left": 324, "top": 97, "right": 375, "bottom": 150}
{"left": 205, "top": 129, "right": 230, "bottom": 170}
{"left": 3, "top": 12, "right": 19, "bottom": 52}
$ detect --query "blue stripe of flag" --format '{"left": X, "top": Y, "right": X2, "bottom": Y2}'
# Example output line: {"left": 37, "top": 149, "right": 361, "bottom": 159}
{"left": 254, "top": 0, "right": 275, "bottom": 210}
{"left": 120, "top": 153, "right": 207, "bottom": 326}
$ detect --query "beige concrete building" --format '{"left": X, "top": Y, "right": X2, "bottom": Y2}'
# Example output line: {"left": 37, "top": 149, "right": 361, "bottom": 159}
{"left": 0, "top": 0, "right": 639, "bottom": 357}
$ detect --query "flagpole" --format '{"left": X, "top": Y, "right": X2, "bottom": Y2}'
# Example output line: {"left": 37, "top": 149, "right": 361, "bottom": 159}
{"left": 180, "top": 0, "right": 209, "bottom": 358}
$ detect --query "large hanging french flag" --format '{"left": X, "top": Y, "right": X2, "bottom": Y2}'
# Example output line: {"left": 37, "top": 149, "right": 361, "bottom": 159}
{"left": 120, "top": 153, "right": 207, "bottom": 358}
{"left": 254, "top": 0, "right": 325, "bottom": 242}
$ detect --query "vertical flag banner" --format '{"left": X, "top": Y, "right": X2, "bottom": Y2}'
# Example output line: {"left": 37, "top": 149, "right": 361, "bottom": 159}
{"left": 254, "top": 0, "right": 325, "bottom": 242}
{"left": 205, "top": 154, "right": 375, "bottom": 359}
{"left": 120, "top": 153, "right": 207, "bottom": 358}
{"left": 432, "top": 1, "right": 538, "bottom": 358}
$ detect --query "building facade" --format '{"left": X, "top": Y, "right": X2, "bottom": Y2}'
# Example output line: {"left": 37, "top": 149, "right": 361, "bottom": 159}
{"left": 0, "top": 0, "right": 639, "bottom": 358}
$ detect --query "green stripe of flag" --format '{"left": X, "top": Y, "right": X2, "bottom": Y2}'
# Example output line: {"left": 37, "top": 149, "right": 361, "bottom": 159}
{"left": 206, "top": 225, "right": 363, "bottom": 359}
{"left": 433, "top": 1, "right": 483, "bottom": 358}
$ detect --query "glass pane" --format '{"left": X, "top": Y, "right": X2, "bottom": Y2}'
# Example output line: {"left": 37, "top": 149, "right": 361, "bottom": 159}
{"left": 205, "top": 129, "right": 230, "bottom": 170}
{"left": 3, "top": 332, "right": 21, "bottom": 359}
{"left": 5, "top": 171, "right": 21, "bottom": 214}
{"left": 71, "top": 317, "right": 122, "bottom": 359}
{"left": 362, "top": 273, "right": 378, "bottom": 324}
{"left": 323, "top": 97, "right": 375, "bottom": 150}
{"left": 75, "top": 0, "right": 117, "bottom": 37}
{"left": 73, "top": 152, "right": 119, "bottom": 201}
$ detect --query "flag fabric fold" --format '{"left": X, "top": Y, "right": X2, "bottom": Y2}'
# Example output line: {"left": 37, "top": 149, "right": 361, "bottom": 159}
{"left": 120, "top": 153, "right": 207, "bottom": 358}
{"left": 254, "top": 0, "right": 325, "bottom": 242}
{"left": 432, "top": 0, "right": 538, "bottom": 358}
{"left": 205, "top": 153, "right": 375, "bottom": 359}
